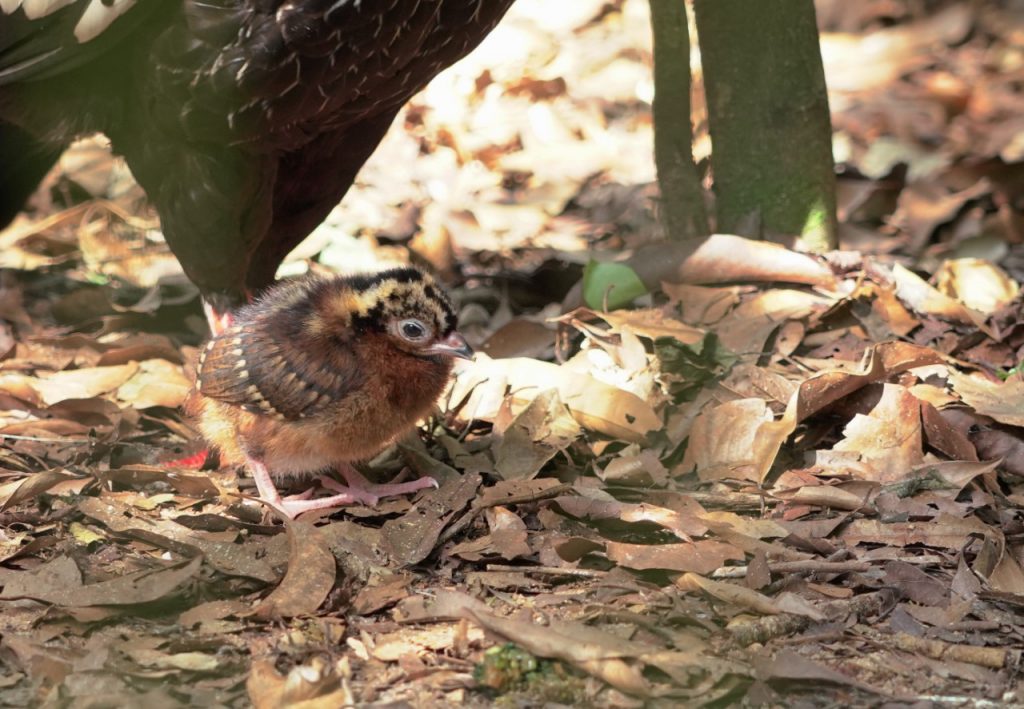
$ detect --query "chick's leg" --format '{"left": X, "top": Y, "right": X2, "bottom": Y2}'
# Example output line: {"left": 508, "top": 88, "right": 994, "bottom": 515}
{"left": 319, "top": 464, "right": 439, "bottom": 505}
{"left": 245, "top": 459, "right": 436, "bottom": 519}
{"left": 245, "top": 457, "right": 344, "bottom": 518}
{"left": 246, "top": 456, "right": 287, "bottom": 510}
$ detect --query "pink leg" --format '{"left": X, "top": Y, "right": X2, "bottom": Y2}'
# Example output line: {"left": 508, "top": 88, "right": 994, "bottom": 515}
{"left": 244, "top": 459, "right": 437, "bottom": 520}
{"left": 318, "top": 464, "right": 439, "bottom": 505}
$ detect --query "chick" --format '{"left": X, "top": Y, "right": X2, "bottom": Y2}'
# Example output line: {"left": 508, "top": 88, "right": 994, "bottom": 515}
{"left": 187, "top": 267, "right": 472, "bottom": 519}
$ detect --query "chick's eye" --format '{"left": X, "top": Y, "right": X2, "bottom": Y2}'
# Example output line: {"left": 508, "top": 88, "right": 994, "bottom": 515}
{"left": 399, "top": 319, "right": 428, "bottom": 340}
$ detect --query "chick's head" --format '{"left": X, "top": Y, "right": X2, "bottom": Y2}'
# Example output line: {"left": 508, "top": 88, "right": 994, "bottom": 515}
{"left": 312, "top": 267, "right": 473, "bottom": 362}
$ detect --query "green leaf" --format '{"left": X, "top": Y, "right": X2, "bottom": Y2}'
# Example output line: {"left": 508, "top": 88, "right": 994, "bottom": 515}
{"left": 582, "top": 260, "right": 647, "bottom": 311}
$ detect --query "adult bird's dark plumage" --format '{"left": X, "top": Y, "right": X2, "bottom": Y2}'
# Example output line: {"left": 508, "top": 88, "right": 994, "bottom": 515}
{"left": 0, "top": 0, "right": 514, "bottom": 330}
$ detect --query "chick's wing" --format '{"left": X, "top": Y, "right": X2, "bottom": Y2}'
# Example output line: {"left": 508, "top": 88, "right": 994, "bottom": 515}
{"left": 196, "top": 325, "right": 360, "bottom": 421}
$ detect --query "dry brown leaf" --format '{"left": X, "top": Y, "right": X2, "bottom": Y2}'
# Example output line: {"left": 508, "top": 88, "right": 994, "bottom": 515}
{"left": 115, "top": 359, "right": 191, "bottom": 408}
{"left": 780, "top": 483, "right": 870, "bottom": 511}
{"left": 700, "top": 511, "right": 789, "bottom": 540}
{"left": 566, "top": 307, "right": 705, "bottom": 344}
{"left": 821, "top": 5, "right": 972, "bottom": 92}
{"left": 0, "top": 470, "right": 80, "bottom": 511}
{"left": 841, "top": 514, "right": 999, "bottom": 550}
{"left": 454, "top": 355, "right": 661, "bottom": 442}
{"left": 831, "top": 383, "right": 924, "bottom": 482}
{"left": 871, "top": 284, "right": 921, "bottom": 337}
{"left": 480, "top": 318, "right": 555, "bottom": 359}
{"left": 464, "top": 610, "right": 653, "bottom": 697}
{"left": 28, "top": 363, "right": 140, "bottom": 405}
{"left": 949, "top": 371, "right": 1024, "bottom": 427}
{"left": 254, "top": 521, "right": 335, "bottom": 618}
{"left": 0, "top": 554, "right": 201, "bottom": 607}
{"left": 678, "top": 573, "right": 784, "bottom": 616}
{"left": 933, "top": 259, "right": 1019, "bottom": 314}
{"left": 553, "top": 496, "right": 708, "bottom": 540}
{"left": 662, "top": 283, "right": 744, "bottom": 325}
{"left": 891, "top": 264, "right": 992, "bottom": 335}
{"left": 682, "top": 398, "right": 778, "bottom": 483}
{"left": 597, "top": 447, "right": 669, "bottom": 486}
{"left": 605, "top": 540, "right": 744, "bottom": 573}
{"left": 988, "top": 551, "right": 1024, "bottom": 595}
{"left": 493, "top": 389, "right": 581, "bottom": 480}
{"left": 920, "top": 401, "right": 979, "bottom": 462}
{"left": 630, "top": 235, "right": 837, "bottom": 290}
{"left": 713, "top": 289, "right": 833, "bottom": 355}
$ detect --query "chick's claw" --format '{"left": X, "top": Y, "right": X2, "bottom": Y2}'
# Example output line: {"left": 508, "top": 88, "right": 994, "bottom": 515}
{"left": 320, "top": 465, "right": 439, "bottom": 506}
{"left": 243, "top": 456, "right": 437, "bottom": 520}
{"left": 276, "top": 493, "right": 377, "bottom": 519}
{"left": 270, "top": 473, "right": 437, "bottom": 519}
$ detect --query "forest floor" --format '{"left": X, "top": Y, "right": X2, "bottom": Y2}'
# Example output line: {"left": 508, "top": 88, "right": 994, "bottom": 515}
{"left": 0, "top": 0, "right": 1022, "bottom": 706}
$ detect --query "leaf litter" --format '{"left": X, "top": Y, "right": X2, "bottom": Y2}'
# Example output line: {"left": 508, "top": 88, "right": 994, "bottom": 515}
{"left": 0, "top": 0, "right": 1022, "bottom": 706}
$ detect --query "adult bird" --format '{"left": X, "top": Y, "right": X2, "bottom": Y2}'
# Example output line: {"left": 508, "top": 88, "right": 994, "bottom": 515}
{"left": 0, "top": 0, "right": 515, "bottom": 332}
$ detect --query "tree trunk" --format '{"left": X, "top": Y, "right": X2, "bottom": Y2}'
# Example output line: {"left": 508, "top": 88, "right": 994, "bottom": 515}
{"left": 649, "top": 0, "right": 709, "bottom": 242}
{"left": 694, "top": 0, "right": 837, "bottom": 251}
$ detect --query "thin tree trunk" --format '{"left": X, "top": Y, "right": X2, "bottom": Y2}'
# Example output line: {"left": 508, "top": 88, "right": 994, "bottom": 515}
{"left": 694, "top": 0, "right": 837, "bottom": 251}
{"left": 649, "top": 0, "right": 709, "bottom": 242}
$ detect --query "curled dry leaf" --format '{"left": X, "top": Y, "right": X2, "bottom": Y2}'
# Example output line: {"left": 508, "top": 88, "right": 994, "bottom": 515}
{"left": 18, "top": 363, "right": 140, "bottom": 405}
{"left": 630, "top": 235, "right": 837, "bottom": 291}
{"left": 0, "top": 554, "right": 202, "bottom": 607}
{"left": 605, "top": 540, "right": 745, "bottom": 574}
{"left": 821, "top": 4, "right": 971, "bottom": 91}
{"left": 597, "top": 447, "right": 669, "bottom": 486}
{"left": 793, "top": 341, "right": 946, "bottom": 422}
{"left": 933, "top": 258, "right": 1019, "bottom": 314}
{"left": 678, "top": 572, "right": 784, "bottom": 616}
{"left": 713, "top": 289, "right": 834, "bottom": 355}
{"left": 78, "top": 497, "right": 280, "bottom": 582}
{"left": 0, "top": 469, "right": 80, "bottom": 511}
{"left": 840, "top": 514, "right": 1000, "bottom": 551}
{"left": 115, "top": 358, "right": 191, "bottom": 409}
{"left": 949, "top": 371, "right": 1024, "bottom": 427}
{"left": 254, "top": 520, "right": 335, "bottom": 618}
{"left": 452, "top": 355, "right": 661, "bottom": 442}
{"left": 662, "top": 283, "right": 744, "bottom": 325}
{"left": 920, "top": 400, "right": 978, "bottom": 461}
{"left": 682, "top": 398, "right": 778, "bottom": 483}
{"left": 562, "top": 307, "right": 705, "bottom": 344}
{"left": 552, "top": 495, "right": 709, "bottom": 540}
{"left": 493, "top": 389, "right": 581, "bottom": 480}
{"left": 380, "top": 470, "right": 481, "bottom": 566}
{"left": 832, "top": 383, "right": 924, "bottom": 482}
{"left": 464, "top": 609, "right": 652, "bottom": 697}
{"left": 779, "top": 483, "right": 870, "bottom": 511}
{"left": 891, "top": 264, "right": 992, "bottom": 335}
{"left": 699, "top": 511, "right": 789, "bottom": 540}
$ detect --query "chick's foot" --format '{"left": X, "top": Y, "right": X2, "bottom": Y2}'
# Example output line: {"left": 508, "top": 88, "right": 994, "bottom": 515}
{"left": 245, "top": 458, "right": 437, "bottom": 520}
{"left": 320, "top": 465, "right": 439, "bottom": 506}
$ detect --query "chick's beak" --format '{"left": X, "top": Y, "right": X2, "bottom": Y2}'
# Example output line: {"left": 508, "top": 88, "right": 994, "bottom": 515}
{"left": 427, "top": 331, "right": 474, "bottom": 360}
